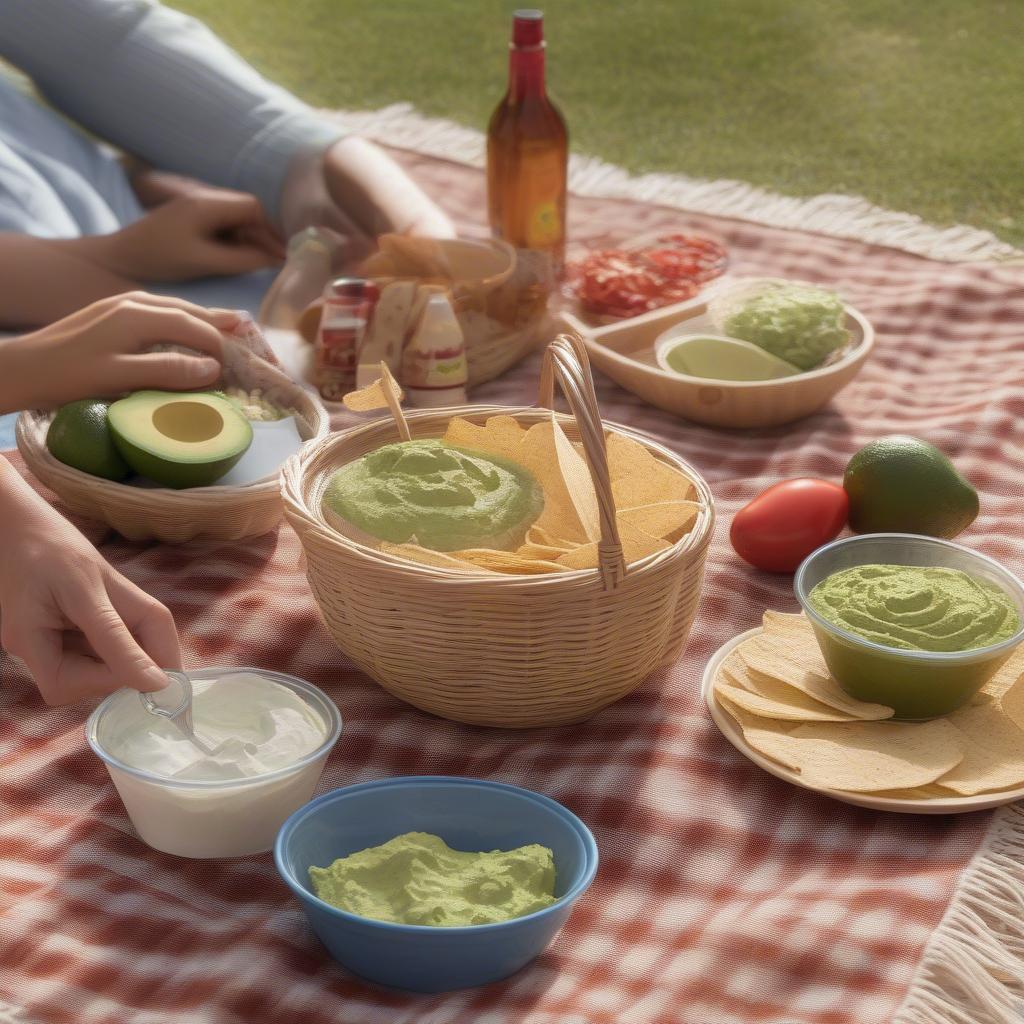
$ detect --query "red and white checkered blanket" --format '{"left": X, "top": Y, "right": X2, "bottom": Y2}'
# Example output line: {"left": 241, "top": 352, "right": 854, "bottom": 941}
{"left": 2, "top": 151, "right": 1023, "bottom": 1024}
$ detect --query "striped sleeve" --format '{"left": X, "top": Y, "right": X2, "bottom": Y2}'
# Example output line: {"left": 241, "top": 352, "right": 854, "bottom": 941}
{"left": 0, "top": 0, "right": 346, "bottom": 219}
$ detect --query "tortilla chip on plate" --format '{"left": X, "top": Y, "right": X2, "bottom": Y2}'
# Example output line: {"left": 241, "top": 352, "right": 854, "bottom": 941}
{"left": 937, "top": 697, "right": 1024, "bottom": 795}
{"left": 735, "top": 635, "right": 893, "bottom": 720}
{"left": 745, "top": 717, "right": 964, "bottom": 793}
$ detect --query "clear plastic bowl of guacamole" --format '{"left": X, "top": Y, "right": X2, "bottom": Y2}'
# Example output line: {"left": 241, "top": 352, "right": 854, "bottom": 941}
{"left": 794, "top": 534, "right": 1024, "bottom": 720}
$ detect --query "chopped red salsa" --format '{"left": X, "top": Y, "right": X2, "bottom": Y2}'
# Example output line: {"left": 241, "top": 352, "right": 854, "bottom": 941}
{"left": 566, "top": 233, "right": 729, "bottom": 320}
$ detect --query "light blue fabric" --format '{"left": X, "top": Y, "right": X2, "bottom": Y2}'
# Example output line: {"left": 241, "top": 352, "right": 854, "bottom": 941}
{"left": 0, "top": 0, "right": 349, "bottom": 449}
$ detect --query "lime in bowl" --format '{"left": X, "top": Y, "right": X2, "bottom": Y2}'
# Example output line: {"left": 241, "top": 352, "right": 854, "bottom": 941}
{"left": 794, "top": 534, "right": 1024, "bottom": 720}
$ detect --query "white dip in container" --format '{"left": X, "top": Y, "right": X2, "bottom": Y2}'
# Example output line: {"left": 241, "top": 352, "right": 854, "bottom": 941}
{"left": 86, "top": 668, "right": 342, "bottom": 859}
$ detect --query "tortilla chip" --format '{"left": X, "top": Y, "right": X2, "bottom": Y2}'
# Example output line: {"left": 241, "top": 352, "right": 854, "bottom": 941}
{"left": 548, "top": 415, "right": 601, "bottom": 542}
{"left": 516, "top": 542, "right": 575, "bottom": 561}
{"left": 618, "top": 501, "right": 700, "bottom": 544}
{"left": 448, "top": 549, "right": 565, "bottom": 574}
{"left": 443, "top": 415, "right": 527, "bottom": 463}
{"left": 714, "top": 675, "right": 855, "bottom": 723}
{"left": 556, "top": 520, "right": 669, "bottom": 571}
{"left": 613, "top": 463, "right": 695, "bottom": 510}
{"left": 380, "top": 542, "right": 493, "bottom": 573}
{"left": 937, "top": 697, "right": 1024, "bottom": 794}
{"left": 745, "top": 718, "right": 964, "bottom": 792}
{"left": 864, "top": 784, "right": 954, "bottom": 800}
{"left": 716, "top": 697, "right": 803, "bottom": 769}
{"left": 343, "top": 375, "right": 405, "bottom": 411}
{"left": 735, "top": 635, "right": 894, "bottom": 720}
{"left": 981, "top": 645, "right": 1024, "bottom": 702}
{"left": 525, "top": 525, "right": 578, "bottom": 552}
{"left": 1001, "top": 671, "right": 1024, "bottom": 730}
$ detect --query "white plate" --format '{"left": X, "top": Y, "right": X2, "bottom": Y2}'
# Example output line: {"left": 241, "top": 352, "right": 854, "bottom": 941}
{"left": 702, "top": 628, "right": 1024, "bottom": 815}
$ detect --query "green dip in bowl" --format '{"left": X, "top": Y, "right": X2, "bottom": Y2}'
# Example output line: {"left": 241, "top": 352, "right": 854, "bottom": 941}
{"left": 795, "top": 534, "right": 1024, "bottom": 719}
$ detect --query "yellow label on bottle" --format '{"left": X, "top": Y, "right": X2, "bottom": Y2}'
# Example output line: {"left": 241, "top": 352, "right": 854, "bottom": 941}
{"left": 527, "top": 200, "right": 561, "bottom": 248}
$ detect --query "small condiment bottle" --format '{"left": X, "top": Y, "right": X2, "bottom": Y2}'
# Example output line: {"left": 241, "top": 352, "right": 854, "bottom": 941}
{"left": 314, "top": 277, "right": 378, "bottom": 401}
{"left": 401, "top": 293, "right": 468, "bottom": 407}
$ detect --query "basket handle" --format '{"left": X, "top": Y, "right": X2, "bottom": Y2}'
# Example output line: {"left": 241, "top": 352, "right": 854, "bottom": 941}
{"left": 538, "top": 334, "right": 626, "bottom": 590}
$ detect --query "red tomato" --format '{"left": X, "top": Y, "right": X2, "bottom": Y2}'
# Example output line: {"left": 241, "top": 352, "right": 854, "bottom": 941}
{"left": 730, "top": 479, "right": 849, "bottom": 573}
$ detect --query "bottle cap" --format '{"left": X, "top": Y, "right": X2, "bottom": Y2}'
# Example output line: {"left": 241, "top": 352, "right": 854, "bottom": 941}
{"left": 513, "top": 9, "right": 544, "bottom": 47}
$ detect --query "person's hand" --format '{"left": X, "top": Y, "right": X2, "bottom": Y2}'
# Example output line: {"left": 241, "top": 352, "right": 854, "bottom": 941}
{"left": 0, "top": 293, "right": 237, "bottom": 413}
{"left": 0, "top": 463, "right": 177, "bottom": 704}
{"left": 95, "top": 187, "right": 286, "bottom": 282}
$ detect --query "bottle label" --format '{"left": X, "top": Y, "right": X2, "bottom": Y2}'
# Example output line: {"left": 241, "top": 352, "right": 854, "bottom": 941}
{"left": 527, "top": 199, "right": 562, "bottom": 248}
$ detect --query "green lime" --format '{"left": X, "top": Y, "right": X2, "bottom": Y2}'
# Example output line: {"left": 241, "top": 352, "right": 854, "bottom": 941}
{"left": 46, "top": 399, "right": 130, "bottom": 481}
{"left": 844, "top": 435, "right": 978, "bottom": 538}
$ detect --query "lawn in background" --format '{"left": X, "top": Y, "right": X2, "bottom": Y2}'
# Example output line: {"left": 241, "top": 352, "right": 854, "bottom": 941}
{"left": 175, "top": 0, "right": 1023, "bottom": 247}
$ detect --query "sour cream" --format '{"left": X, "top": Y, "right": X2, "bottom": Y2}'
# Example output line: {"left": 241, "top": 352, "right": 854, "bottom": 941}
{"left": 87, "top": 670, "right": 342, "bottom": 859}
{"left": 101, "top": 673, "right": 327, "bottom": 782}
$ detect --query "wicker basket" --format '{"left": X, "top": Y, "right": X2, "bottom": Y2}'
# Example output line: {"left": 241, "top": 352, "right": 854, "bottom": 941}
{"left": 281, "top": 335, "right": 715, "bottom": 728}
{"left": 17, "top": 339, "right": 328, "bottom": 543}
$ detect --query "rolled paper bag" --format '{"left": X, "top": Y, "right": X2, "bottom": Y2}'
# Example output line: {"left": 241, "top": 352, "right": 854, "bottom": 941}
{"left": 402, "top": 293, "right": 468, "bottom": 408}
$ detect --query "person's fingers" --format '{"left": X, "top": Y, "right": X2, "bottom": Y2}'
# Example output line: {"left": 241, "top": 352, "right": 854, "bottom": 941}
{"left": 105, "top": 572, "right": 182, "bottom": 674}
{"left": 108, "top": 292, "right": 240, "bottom": 332}
{"left": 61, "top": 575, "right": 169, "bottom": 694}
{"left": 107, "top": 352, "right": 221, "bottom": 392}
{"left": 108, "top": 303, "right": 227, "bottom": 359}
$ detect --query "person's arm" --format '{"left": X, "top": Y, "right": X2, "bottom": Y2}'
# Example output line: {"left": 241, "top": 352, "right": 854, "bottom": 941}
{"left": 0, "top": 234, "right": 137, "bottom": 330}
{"left": 0, "top": 0, "right": 342, "bottom": 224}
{"left": 0, "top": 1, "right": 453, "bottom": 238}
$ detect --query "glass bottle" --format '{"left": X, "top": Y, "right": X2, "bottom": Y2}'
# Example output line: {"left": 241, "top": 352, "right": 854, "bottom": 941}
{"left": 486, "top": 9, "right": 568, "bottom": 279}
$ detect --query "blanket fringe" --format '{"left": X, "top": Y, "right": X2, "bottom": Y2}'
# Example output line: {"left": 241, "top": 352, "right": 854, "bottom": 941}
{"left": 893, "top": 804, "right": 1024, "bottom": 1024}
{"left": 325, "top": 103, "right": 1022, "bottom": 265}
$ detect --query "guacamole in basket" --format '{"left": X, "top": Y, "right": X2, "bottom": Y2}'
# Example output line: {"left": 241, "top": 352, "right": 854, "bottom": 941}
{"left": 322, "top": 439, "right": 543, "bottom": 552}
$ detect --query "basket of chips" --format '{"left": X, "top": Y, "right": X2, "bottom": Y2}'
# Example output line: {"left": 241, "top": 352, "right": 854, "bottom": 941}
{"left": 281, "top": 334, "right": 715, "bottom": 728}
{"left": 18, "top": 338, "right": 328, "bottom": 543}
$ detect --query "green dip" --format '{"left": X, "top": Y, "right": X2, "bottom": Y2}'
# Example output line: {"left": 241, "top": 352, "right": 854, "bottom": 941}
{"left": 308, "top": 832, "right": 557, "bottom": 926}
{"left": 322, "top": 439, "right": 543, "bottom": 552}
{"left": 718, "top": 281, "right": 849, "bottom": 370}
{"left": 809, "top": 564, "right": 1020, "bottom": 652}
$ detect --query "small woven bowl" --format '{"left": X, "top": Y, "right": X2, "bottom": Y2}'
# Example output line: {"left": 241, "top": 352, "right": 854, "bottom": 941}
{"left": 17, "top": 340, "right": 328, "bottom": 543}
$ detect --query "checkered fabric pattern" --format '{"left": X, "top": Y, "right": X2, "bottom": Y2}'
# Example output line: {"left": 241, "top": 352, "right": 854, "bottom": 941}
{"left": 2, "top": 151, "right": 1022, "bottom": 1024}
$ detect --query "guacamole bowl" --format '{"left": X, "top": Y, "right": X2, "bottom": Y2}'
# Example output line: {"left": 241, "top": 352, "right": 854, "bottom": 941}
{"left": 274, "top": 776, "right": 598, "bottom": 992}
{"left": 795, "top": 534, "right": 1024, "bottom": 719}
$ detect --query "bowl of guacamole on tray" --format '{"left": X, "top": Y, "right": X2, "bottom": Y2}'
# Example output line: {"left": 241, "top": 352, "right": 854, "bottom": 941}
{"left": 795, "top": 534, "right": 1024, "bottom": 720}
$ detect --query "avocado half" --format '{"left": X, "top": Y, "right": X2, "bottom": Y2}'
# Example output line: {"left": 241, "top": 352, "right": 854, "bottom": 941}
{"left": 108, "top": 391, "right": 253, "bottom": 489}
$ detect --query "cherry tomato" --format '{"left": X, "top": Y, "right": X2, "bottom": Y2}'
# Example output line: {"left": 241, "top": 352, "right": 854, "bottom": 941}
{"left": 730, "top": 479, "right": 849, "bottom": 573}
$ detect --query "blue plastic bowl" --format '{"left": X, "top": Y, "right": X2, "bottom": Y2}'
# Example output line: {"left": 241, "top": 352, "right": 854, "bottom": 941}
{"left": 274, "top": 776, "right": 598, "bottom": 992}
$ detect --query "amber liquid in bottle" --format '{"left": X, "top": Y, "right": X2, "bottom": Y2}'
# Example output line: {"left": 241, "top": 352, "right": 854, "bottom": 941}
{"left": 487, "top": 9, "right": 568, "bottom": 278}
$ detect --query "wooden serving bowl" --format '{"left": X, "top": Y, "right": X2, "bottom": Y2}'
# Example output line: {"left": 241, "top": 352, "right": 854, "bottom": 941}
{"left": 561, "top": 293, "right": 874, "bottom": 429}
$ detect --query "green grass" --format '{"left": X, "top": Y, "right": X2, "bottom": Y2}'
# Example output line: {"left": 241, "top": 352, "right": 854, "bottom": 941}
{"left": 175, "top": 0, "right": 1024, "bottom": 247}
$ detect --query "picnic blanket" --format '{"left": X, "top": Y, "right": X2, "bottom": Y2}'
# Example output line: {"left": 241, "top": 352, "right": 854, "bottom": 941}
{"left": 2, "top": 149, "right": 1024, "bottom": 1024}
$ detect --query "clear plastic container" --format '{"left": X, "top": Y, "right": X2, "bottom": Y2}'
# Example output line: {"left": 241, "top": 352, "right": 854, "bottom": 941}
{"left": 86, "top": 668, "right": 342, "bottom": 859}
{"left": 794, "top": 534, "right": 1024, "bottom": 720}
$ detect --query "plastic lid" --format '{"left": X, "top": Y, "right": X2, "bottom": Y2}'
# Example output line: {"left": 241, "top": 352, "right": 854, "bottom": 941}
{"left": 513, "top": 9, "right": 544, "bottom": 46}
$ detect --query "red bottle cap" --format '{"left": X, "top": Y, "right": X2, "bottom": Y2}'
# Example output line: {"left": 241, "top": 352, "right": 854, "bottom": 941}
{"left": 512, "top": 9, "right": 544, "bottom": 47}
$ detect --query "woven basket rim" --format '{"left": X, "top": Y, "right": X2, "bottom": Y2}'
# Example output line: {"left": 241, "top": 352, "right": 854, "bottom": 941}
{"left": 17, "top": 343, "right": 328, "bottom": 503}
{"left": 281, "top": 403, "right": 715, "bottom": 585}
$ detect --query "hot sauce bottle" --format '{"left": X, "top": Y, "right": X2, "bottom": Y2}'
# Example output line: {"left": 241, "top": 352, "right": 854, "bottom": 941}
{"left": 486, "top": 9, "right": 568, "bottom": 279}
